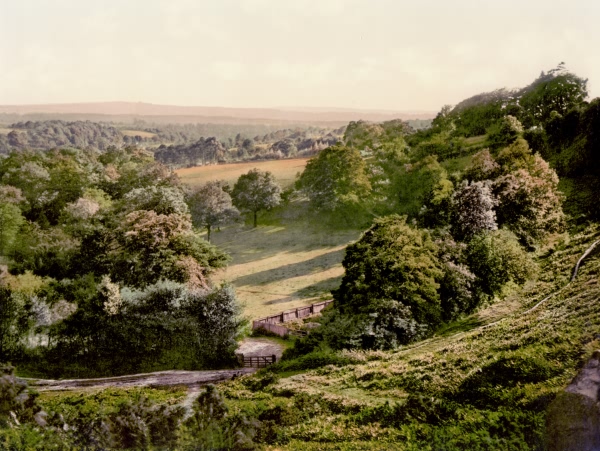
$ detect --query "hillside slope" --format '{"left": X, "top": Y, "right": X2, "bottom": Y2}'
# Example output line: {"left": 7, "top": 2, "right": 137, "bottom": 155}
{"left": 223, "top": 225, "right": 600, "bottom": 450}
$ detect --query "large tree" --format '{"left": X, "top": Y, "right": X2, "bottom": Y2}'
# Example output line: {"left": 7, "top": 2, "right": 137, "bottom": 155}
{"left": 296, "top": 144, "right": 371, "bottom": 211}
{"left": 231, "top": 169, "right": 281, "bottom": 227}
{"left": 187, "top": 181, "right": 239, "bottom": 241}
{"left": 332, "top": 215, "right": 443, "bottom": 348}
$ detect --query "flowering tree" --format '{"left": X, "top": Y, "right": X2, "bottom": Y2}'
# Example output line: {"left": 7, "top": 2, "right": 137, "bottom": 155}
{"left": 451, "top": 180, "right": 498, "bottom": 241}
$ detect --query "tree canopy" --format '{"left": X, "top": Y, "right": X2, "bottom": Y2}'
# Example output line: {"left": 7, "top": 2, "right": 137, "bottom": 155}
{"left": 232, "top": 169, "right": 282, "bottom": 227}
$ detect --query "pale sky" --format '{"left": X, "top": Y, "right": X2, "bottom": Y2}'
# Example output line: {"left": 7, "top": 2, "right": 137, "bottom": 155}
{"left": 1, "top": 0, "right": 598, "bottom": 112}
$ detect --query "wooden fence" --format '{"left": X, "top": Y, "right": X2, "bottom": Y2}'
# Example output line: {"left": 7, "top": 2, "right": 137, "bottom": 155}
{"left": 238, "top": 355, "right": 277, "bottom": 368}
{"left": 252, "top": 300, "right": 333, "bottom": 337}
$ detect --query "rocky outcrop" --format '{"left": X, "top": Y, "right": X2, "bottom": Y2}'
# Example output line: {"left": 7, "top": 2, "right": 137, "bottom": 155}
{"left": 546, "top": 350, "right": 600, "bottom": 451}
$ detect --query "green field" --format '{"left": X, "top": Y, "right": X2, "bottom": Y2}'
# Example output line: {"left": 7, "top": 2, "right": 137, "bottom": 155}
{"left": 121, "top": 129, "right": 157, "bottom": 138}
{"left": 176, "top": 158, "right": 310, "bottom": 188}
{"left": 210, "top": 215, "right": 360, "bottom": 320}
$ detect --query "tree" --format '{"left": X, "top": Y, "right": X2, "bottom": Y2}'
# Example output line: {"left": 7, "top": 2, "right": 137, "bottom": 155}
{"left": 466, "top": 229, "right": 537, "bottom": 296}
{"left": 232, "top": 169, "right": 282, "bottom": 227}
{"left": 0, "top": 203, "right": 24, "bottom": 256}
{"left": 332, "top": 215, "right": 443, "bottom": 348}
{"left": 296, "top": 144, "right": 371, "bottom": 212}
{"left": 451, "top": 180, "right": 498, "bottom": 241}
{"left": 517, "top": 65, "right": 588, "bottom": 127}
{"left": 463, "top": 149, "right": 500, "bottom": 182}
{"left": 187, "top": 182, "right": 240, "bottom": 241}
{"left": 494, "top": 139, "right": 565, "bottom": 244}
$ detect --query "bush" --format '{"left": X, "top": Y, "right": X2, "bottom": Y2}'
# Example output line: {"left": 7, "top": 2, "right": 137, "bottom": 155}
{"left": 466, "top": 229, "right": 537, "bottom": 296}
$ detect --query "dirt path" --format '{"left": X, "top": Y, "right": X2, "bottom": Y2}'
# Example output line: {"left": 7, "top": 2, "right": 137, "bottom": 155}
{"left": 26, "top": 338, "right": 285, "bottom": 392}
{"left": 27, "top": 368, "right": 257, "bottom": 392}
{"left": 237, "top": 337, "right": 286, "bottom": 359}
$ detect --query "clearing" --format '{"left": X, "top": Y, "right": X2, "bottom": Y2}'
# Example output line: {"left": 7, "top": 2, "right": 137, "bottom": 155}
{"left": 211, "top": 219, "right": 360, "bottom": 319}
{"left": 121, "top": 129, "right": 157, "bottom": 138}
{"left": 175, "top": 158, "right": 309, "bottom": 188}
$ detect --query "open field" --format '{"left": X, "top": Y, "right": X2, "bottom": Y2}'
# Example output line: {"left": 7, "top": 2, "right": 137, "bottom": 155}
{"left": 121, "top": 129, "right": 157, "bottom": 138}
{"left": 210, "top": 220, "right": 360, "bottom": 320}
{"left": 0, "top": 128, "right": 13, "bottom": 134}
{"left": 176, "top": 158, "right": 310, "bottom": 188}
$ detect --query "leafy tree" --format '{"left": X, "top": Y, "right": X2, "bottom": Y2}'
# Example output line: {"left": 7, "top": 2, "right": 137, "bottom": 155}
{"left": 332, "top": 215, "right": 443, "bottom": 348}
{"left": 297, "top": 144, "right": 371, "bottom": 212}
{"left": 0, "top": 288, "right": 31, "bottom": 358}
{"left": 122, "top": 185, "right": 189, "bottom": 215}
{"left": 451, "top": 180, "right": 498, "bottom": 241}
{"left": 187, "top": 181, "right": 240, "bottom": 241}
{"left": 463, "top": 149, "right": 500, "bottom": 182}
{"left": 0, "top": 203, "right": 23, "bottom": 256}
{"left": 232, "top": 169, "right": 282, "bottom": 227}
{"left": 494, "top": 139, "right": 565, "bottom": 244}
{"left": 466, "top": 229, "right": 537, "bottom": 296}
{"left": 517, "top": 64, "right": 588, "bottom": 127}
{"left": 393, "top": 155, "right": 449, "bottom": 218}
{"left": 486, "top": 115, "right": 523, "bottom": 150}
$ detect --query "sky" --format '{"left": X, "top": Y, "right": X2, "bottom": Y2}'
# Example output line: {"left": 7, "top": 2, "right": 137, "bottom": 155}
{"left": 1, "top": 0, "right": 599, "bottom": 112}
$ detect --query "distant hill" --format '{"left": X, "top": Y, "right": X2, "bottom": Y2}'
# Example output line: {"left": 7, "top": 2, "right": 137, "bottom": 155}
{"left": 0, "top": 102, "right": 435, "bottom": 125}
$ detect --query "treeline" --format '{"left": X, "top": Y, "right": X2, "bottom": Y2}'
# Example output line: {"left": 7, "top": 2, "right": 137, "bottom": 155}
{"left": 0, "top": 119, "right": 344, "bottom": 167}
{"left": 0, "top": 147, "right": 243, "bottom": 377}
{"left": 0, "top": 120, "right": 132, "bottom": 153}
{"left": 153, "top": 127, "right": 341, "bottom": 167}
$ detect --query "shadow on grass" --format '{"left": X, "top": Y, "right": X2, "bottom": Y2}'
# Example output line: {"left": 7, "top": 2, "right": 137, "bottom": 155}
{"left": 435, "top": 316, "right": 484, "bottom": 338}
{"left": 233, "top": 248, "right": 345, "bottom": 286}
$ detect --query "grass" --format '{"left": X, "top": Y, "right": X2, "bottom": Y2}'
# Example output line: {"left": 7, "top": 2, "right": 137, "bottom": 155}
{"left": 463, "top": 134, "right": 487, "bottom": 146}
{"left": 0, "top": 128, "right": 13, "bottom": 135}
{"left": 210, "top": 204, "right": 360, "bottom": 320}
{"left": 219, "top": 223, "right": 600, "bottom": 449}
{"left": 176, "top": 158, "right": 310, "bottom": 188}
{"left": 121, "top": 129, "right": 157, "bottom": 138}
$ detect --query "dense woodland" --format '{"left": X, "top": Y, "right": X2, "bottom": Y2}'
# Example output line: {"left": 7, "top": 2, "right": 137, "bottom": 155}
{"left": 0, "top": 65, "right": 599, "bottom": 449}
{"left": 0, "top": 120, "right": 345, "bottom": 166}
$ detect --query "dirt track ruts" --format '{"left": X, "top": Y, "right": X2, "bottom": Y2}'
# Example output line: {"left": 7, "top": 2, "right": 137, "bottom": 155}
{"left": 26, "top": 368, "right": 257, "bottom": 392}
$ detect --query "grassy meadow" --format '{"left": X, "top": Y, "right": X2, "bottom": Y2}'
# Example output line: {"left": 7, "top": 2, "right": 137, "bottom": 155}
{"left": 176, "top": 158, "right": 310, "bottom": 188}
{"left": 210, "top": 220, "right": 359, "bottom": 320}
{"left": 121, "top": 129, "right": 157, "bottom": 138}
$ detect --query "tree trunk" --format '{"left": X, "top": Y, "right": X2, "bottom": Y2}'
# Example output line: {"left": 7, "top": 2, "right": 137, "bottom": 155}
{"left": 253, "top": 210, "right": 258, "bottom": 228}
{"left": 207, "top": 224, "right": 211, "bottom": 242}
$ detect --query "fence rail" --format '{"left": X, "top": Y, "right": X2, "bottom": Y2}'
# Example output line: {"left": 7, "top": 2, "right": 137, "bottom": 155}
{"left": 252, "top": 300, "right": 333, "bottom": 337}
{"left": 238, "top": 355, "right": 277, "bottom": 368}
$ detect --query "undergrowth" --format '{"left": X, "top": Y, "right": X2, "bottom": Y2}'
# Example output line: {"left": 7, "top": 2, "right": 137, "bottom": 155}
{"left": 221, "top": 223, "right": 600, "bottom": 450}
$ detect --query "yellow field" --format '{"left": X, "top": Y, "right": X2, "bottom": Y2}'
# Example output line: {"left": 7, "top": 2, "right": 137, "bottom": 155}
{"left": 121, "top": 129, "right": 157, "bottom": 138}
{"left": 176, "top": 158, "right": 310, "bottom": 188}
{"left": 0, "top": 128, "right": 13, "bottom": 135}
{"left": 210, "top": 221, "right": 359, "bottom": 320}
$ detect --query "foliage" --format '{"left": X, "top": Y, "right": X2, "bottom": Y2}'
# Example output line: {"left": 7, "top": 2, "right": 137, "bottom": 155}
{"left": 462, "top": 149, "right": 500, "bottom": 182}
{"left": 466, "top": 229, "right": 537, "bottom": 296}
{"left": 42, "top": 282, "right": 244, "bottom": 377}
{"left": 494, "top": 139, "right": 565, "bottom": 245}
{"left": 332, "top": 215, "right": 443, "bottom": 349}
{"left": 0, "top": 365, "right": 45, "bottom": 428}
{"left": 486, "top": 115, "right": 523, "bottom": 150}
{"left": 296, "top": 144, "right": 372, "bottom": 223}
{"left": 450, "top": 180, "right": 497, "bottom": 240}
{"left": 232, "top": 169, "right": 282, "bottom": 227}
{"left": 393, "top": 155, "right": 450, "bottom": 218}
{"left": 0, "top": 203, "right": 24, "bottom": 256}
{"left": 187, "top": 181, "right": 240, "bottom": 241}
